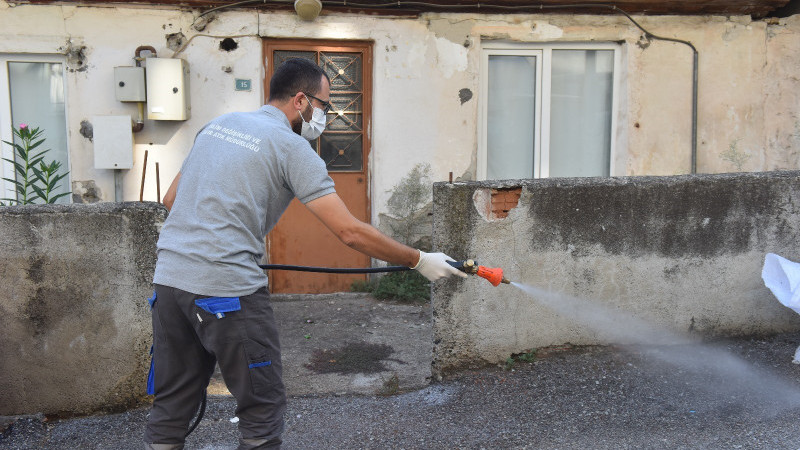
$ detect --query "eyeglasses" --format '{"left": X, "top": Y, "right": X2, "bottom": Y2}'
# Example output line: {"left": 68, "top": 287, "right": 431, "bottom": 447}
{"left": 304, "top": 93, "right": 333, "bottom": 114}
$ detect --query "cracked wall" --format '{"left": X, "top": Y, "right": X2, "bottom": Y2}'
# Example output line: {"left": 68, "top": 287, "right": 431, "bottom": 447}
{"left": 431, "top": 172, "right": 800, "bottom": 375}
{"left": 0, "top": 4, "right": 798, "bottom": 224}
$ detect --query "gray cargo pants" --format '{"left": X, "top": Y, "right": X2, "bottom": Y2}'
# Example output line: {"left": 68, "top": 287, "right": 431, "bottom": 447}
{"left": 144, "top": 284, "right": 286, "bottom": 449}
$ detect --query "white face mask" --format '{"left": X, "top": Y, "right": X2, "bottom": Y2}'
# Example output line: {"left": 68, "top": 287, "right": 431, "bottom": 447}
{"left": 299, "top": 94, "right": 327, "bottom": 141}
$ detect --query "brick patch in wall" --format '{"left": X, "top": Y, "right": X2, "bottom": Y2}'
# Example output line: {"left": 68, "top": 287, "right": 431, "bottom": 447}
{"left": 490, "top": 188, "right": 521, "bottom": 219}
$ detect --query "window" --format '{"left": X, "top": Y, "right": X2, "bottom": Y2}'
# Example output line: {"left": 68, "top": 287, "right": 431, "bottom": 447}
{"left": 478, "top": 42, "right": 620, "bottom": 180}
{"left": 0, "top": 54, "right": 70, "bottom": 203}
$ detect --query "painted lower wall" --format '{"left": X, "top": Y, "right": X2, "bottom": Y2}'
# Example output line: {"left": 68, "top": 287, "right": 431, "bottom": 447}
{"left": 431, "top": 171, "right": 800, "bottom": 375}
{"left": 0, "top": 3, "right": 799, "bottom": 225}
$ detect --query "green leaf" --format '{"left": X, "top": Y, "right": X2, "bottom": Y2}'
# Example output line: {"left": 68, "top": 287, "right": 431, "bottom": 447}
{"left": 48, "top": 192, "right": 70, "bottom": 203}
{"left": 13, "top": 162, "right": 27, "bottom": 177}
{"left": 29, "top": 157, "right": 46, "bottom": 168}
{"left": 31, "top": 184, "right": 46, "bottom": 199}
{"left": 27, "top": 139, "right": 46, "bottom": 151}
{"left": 49, "top": 174, "right": 68, "bottom": 188}
{"left": 29, "top": 150, "right": 47, "bottom": 161}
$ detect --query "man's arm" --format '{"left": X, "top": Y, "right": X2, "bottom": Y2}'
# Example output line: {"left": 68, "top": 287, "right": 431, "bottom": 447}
{"left": 305, "top": 193, "right": 419, "bottom": 267}
{"left": 305, "top": 193, "right": 468, "bottom": 281}
{"left": 162, "top": 172, "right": 181, "bottom": 211}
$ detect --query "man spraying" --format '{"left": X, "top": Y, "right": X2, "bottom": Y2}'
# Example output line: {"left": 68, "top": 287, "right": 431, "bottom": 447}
{"left": 144, "top": 58, "right": 465, "bottom": 450}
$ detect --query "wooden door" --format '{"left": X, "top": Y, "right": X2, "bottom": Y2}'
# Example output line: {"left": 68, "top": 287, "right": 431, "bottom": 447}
{"left": 264, "top": 40, "right": 372, "bottom": 293}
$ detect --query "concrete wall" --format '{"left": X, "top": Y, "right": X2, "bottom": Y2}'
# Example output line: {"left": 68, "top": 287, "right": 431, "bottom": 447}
{"left": 0, "top": 202, "right": 165, "bottom": 415}
{"left": 431, "top": 171, "right": 800, "bottom": 374}
{"left": 0, "top": 2, "right": 798, "bottom": 225}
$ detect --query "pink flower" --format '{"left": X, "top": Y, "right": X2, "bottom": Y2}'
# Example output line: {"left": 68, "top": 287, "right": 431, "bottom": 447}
{"left": 19, "top": 123, "right": 27, "bottom": 129}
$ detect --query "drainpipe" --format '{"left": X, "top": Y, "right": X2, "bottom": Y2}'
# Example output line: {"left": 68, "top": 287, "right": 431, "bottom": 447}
{"left": 641, "top": 34, "right": 698, "bottom": 174}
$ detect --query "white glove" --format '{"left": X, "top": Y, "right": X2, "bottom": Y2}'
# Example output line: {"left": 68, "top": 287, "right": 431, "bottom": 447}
{"left": 413, "top": 250, "right": 469, "bottom": 282}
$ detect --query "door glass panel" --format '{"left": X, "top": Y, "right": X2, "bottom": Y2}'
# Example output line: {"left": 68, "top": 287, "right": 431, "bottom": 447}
{"left": 273, "top": 51, "right": 319, "bottom": 152}
{"left": 272, "top": 50, "right": 365, "bottom": 173}
{"left": 8, "top": 61, "right": 70, "bottom": 203}
{"left": 319, "top": 52, "right": 364, "bottom": 173}
{"left": 487, "top": 55, "right": 536, "bottom": 180}
{"left": 273, "top": 50, "right": 316, "bottom": 67}
{"left": 549, "top": 49, "right": 613, "bottom": 177}
{"left": 320, "top": 134, "right": 362, "bottom": 171}
{"left": 327, "top": 93, "right": 362, "bottom": 131}
{"left": 321, "top": 52, "right": 361, "bottom": 92}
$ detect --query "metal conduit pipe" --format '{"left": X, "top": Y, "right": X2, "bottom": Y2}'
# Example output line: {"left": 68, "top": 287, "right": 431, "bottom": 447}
{"left": 132, "top": 46, "right": 157, "bottom": 133}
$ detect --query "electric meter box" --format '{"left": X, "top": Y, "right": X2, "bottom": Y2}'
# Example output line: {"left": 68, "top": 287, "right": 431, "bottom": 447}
{"left": 93, "top": 115, "right": 133, "bottom": 169}
{"left": 145, "top": 58, "right": 191, "bottom": 121}
{"left": 114, "top": 66, "right": 146, "bottom": 102}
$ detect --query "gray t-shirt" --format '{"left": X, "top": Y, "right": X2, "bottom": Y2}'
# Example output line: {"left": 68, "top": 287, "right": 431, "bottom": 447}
{"left": 153, "top": 105, "right": 335, "bottom": 297}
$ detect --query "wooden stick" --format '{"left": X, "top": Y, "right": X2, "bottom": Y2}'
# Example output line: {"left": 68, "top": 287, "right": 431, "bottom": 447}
{"left": 139, "top": 150, "right": 148, "bottom": 202}
{"left": 155, "top": 162, "right": 161, "bottom": 203}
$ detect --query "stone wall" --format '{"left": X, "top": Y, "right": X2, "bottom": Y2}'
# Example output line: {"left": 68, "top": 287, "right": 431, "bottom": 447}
{"left": 0, "top": 202, "right": 166, "bottom": 415}
{"left": 432, "top": 172, "right": 800, "bottom": 375}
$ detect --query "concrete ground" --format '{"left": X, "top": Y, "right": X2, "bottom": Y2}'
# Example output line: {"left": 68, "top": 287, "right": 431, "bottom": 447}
{"left": 3, "top": 293, "right": 800, "bottom": 449}
{"left": 209, "top": 292, "right": 434, "bottom": 398}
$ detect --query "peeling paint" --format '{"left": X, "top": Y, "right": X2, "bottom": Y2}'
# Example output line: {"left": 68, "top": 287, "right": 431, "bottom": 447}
{"left": 71, "top": 180, "right": 102, "bottom": 203}
{"left": 58, "top": 39, "right": 88, "bottom": 72}
{"left": 427, "top": 17, "right": 475, "bottom": 44}
{"left": 435, "top": 36, "right": 468, "bottom": 78}
{"left": 531, "top": 21, "right": 564, "bottom": 39}
{"left": 386, "top": 40, "right": 427, "bottom": 79}
{"left": 166, "top": 32, "right": 185, "bottom": 51}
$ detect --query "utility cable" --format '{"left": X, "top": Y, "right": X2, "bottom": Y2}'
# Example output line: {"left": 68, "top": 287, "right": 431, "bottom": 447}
{"left": 189, "top": 0, "right": 698, "bottom": 173}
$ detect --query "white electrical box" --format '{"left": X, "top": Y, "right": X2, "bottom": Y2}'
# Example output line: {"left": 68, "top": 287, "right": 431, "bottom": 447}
{"left": 93, "top": 115, "right": 133, "bottom": 169}
{"left": 145, "top": 58, "right": 191, "bottom": 121}
{"left": 114, "top": 66, "right": 146, "bottom": 102}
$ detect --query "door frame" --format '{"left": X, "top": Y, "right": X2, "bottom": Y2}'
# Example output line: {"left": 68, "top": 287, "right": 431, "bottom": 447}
{"left": 262, "top": 39, "right": 374, "bottom": 292}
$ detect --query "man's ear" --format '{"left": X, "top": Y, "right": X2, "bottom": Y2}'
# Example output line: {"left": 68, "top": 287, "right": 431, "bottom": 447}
{"left": 292, "top": 92, "right": 305, "bottom": 110}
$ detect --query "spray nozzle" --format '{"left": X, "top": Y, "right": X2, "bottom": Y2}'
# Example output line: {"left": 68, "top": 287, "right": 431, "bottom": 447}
{"left": 448, "top": 259, "right": 511, "bottom": 287}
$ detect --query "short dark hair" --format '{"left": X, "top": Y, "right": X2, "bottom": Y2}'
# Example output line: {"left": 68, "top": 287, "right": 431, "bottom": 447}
{"left": 268, "top": 58, "right": 329, "bottom": 102}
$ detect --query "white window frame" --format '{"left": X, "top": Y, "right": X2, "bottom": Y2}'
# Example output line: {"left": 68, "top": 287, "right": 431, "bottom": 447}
{"left": 0, "top": 54, "right": 70, "bottom": 202}
{"left": 478, "top": 41, "right": 621, "bottom": 180}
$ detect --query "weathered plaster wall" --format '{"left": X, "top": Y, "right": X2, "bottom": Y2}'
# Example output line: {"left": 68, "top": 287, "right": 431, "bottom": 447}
{"left": 0, "top": 3, "right": 798, "bottom": 223}
{"left": 0, "top": 202, "right": 165, "bottom": 415}
{"left": 431, "top": 172, "right": 800, "bottom": 374}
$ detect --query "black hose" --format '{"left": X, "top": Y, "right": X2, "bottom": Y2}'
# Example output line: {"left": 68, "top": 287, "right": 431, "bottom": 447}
{"left": 259, "top": 264, "right": 410, "bottom": 273}
{"left": 186, "top": 390, "right": 207, "bottom": 437}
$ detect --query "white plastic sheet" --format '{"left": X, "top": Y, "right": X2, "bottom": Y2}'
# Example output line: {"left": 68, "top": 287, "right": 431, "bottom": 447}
{"left": 762, "top": 253, "right": 800, "bottom": 364}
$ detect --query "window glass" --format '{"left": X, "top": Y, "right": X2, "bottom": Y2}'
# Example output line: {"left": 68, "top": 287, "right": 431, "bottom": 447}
{"left": 487, "top": 55, "right": 536, "bottom": 180}
{"left": 7, "top": 61, "right": 70, "bottom": 203}
{"left": 481, "top": 44, "right": 617, "bottom": 180}
{"left": 549, "top": 50, "right": 613, "bottom": 177}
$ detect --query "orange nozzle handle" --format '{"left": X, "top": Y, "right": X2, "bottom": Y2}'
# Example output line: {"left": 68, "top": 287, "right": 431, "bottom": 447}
{"left": 476, "top": 266, "right": 504, "bottom": 287}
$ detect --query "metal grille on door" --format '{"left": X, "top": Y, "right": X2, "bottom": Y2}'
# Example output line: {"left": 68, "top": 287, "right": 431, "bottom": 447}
{"left": 274, "top": 51, "right": 364, "bottom": 172}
